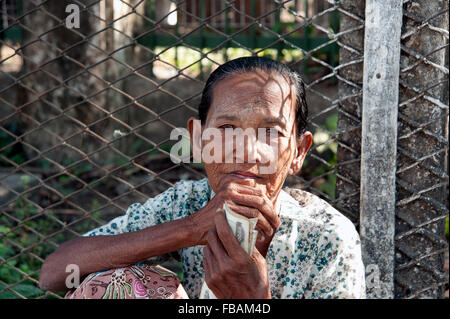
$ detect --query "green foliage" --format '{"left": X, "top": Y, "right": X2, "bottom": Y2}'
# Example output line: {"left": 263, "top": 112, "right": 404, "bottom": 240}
{"left": 317, "top": 169, "right": 336, "bottom": 200}
{"left": 326, "top": 113, "right": 338, "bottom": 133}
{"left": 445, "top": 217, "right": 449, "bottom": 239}
{"left": 0, "top": 124, "right": 26, "bottom": 166}
{"left": 148, "top": 141, "right": 174, "bottom": 157}
{"left": 302, "top": 112, "right": 339, "bottom": 200}
{"left": 0, "top": 282, "right": 43, "bottom": 299}
{"left": 0, "top": 175, "right": 50, "bottom": 298}
{"left": 0, "top": 173, "right": 97, "bottom": 298}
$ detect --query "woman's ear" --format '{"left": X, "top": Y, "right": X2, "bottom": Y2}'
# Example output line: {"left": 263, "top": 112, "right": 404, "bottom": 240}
{"left": 187, "top": 117, "right": 203, "bottom": 163}
{"left": 288, "top": 131, "right": 313, "bottom": 175}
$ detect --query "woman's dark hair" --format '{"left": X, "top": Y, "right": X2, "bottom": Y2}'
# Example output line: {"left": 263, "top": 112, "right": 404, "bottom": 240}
{"left": 198, "top": 56, "right": 308, "bottom": 137}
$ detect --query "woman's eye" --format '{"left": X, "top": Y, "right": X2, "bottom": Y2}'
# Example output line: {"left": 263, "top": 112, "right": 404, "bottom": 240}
{"left": 265, "top": 128, "right": 279, "bottom": 135}
{"left": 219, "top": 124, "right": 235, "bottom": 129}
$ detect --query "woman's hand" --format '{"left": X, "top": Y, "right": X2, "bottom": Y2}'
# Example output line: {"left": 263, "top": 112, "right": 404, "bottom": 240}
{"left": 202, "top": 210, "right": 271, "bottom": 299}
{"left": 189, "top": 179, "right": 281, "bottom": 249}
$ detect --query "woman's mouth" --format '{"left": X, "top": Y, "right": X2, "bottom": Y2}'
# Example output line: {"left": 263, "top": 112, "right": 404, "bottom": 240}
{"left": 228, "top": 171, "right": 261, "bottom": 180}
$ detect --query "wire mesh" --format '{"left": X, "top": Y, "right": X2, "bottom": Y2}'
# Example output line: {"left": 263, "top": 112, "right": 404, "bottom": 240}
{"left": 0, "top": 0, "right": 447, "bottom": 299}
{"left": 394, "top": 0, "right": 449, "bottom": 299}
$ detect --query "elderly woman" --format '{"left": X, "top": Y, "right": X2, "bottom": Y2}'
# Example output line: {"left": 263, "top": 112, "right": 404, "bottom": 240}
{"left": 39, "top": 57, "right": 365, "bottom": 299}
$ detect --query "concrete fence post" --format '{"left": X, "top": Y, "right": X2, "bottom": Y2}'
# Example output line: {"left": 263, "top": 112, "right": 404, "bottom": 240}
{"left": 359, "top": 0, "right": 403, "bottom": 299}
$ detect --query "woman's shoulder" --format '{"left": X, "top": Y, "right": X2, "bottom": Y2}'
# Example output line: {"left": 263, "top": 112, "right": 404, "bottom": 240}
{"left": 170, "top": 177, "right": 211, "bottom": 202}
{"left": 279, "top": 187, "right": 359, "bottom": 243}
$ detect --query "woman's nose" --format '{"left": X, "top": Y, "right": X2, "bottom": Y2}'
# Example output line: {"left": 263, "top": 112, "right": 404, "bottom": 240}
{"left": 232, "top": 129, "right": 260, "bottom": 164}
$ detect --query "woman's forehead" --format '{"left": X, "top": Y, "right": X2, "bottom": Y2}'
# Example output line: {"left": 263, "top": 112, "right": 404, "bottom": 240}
{"left": 215, "top": 70, "right": 292, "bottom": 96}
{"left": 208, "top": 71, "right": 295, "bottom": 121}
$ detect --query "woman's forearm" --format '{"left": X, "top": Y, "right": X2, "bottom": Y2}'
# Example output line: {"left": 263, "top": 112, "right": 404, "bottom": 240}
{"left": 39, "top": 215, "right": 199, "bottom": 292}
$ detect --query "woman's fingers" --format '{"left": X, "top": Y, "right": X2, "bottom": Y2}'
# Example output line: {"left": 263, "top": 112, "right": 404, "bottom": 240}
{"left": 206, "top": 223, "right": 230, "bottom": 264}
{"left": 215, "top": 181, "right": 281, "bottom": 242}
{"left": 203, "top": 213, "right": 271, "bottom": 299}
{"left": 224, "top": 190, "right": 280, "bottom": 232}
{"left": 204, "top": 220, "right": 247, "bottom": 297}
{"left": 219, "top": 180, "right": 261, "bottom": 197}
{"left": 203, "top": 245, "right": 221, "bottom": 296}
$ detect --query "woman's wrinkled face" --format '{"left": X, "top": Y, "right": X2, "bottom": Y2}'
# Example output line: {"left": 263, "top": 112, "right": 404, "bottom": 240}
{"left": 190, "top": 69, "right": 312, "bottom": 206}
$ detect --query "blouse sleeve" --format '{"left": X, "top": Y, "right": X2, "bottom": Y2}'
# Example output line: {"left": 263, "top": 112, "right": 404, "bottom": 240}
{"left": 82, "top": 202, "right": 148, "bottom": 237}
{"left": 82, "top": 179, "right": 208, "bottom": 237}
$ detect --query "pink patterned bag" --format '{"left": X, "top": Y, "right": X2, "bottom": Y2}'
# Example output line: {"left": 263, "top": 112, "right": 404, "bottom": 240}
{"left": 65, "top": 264, "right": 189, "bottom": 299}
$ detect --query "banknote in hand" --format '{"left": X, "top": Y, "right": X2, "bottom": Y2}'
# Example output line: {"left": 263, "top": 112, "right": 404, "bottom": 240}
{"left": 199, "top": 203, "right": 258, "bottom": 299}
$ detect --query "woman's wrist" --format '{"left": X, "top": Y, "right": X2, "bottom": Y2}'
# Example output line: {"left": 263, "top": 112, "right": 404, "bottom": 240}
{"left": 185, "top": 211, "right": 207, "bottom": 246}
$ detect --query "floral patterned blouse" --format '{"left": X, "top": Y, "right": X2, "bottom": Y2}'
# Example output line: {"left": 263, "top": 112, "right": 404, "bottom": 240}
{"left": 83, "top": 178, "right": 366, "bottom": 299}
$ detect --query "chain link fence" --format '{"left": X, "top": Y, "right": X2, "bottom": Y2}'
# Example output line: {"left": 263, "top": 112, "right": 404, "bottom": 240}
{"left": 394, "top": 0, "right": 448, "bottom": 299}
{"left": 0, "top": 0, "right": 448, "bottom": 299}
